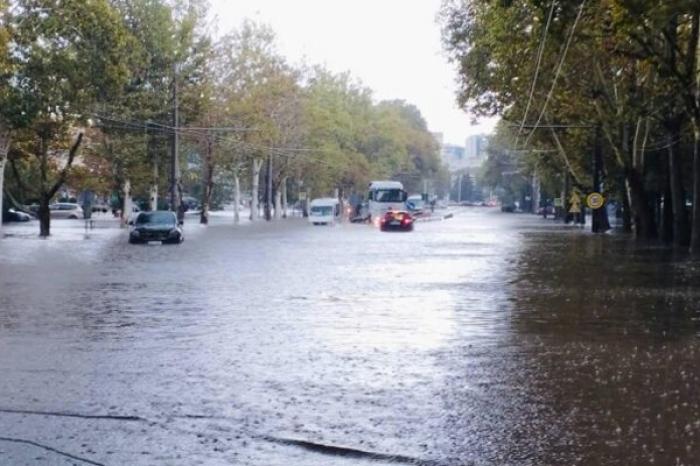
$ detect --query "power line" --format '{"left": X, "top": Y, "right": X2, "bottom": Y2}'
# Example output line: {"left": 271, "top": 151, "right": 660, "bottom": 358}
{"left": 92, "top": 112, "right": 337, "bottom": 168}
{"left": 515, "top": 1, "right": 557, "bottom": 148}
{"left": 521, "top": 0, "right": 587, "bottom": 149}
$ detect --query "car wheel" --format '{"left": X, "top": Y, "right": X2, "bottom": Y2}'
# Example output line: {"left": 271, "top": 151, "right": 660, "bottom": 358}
{"left": 69, "top": 215, "right": 79, "bottom": 219}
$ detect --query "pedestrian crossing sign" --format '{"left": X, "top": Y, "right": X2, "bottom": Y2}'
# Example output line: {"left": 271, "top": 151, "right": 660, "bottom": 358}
{"left": 569, "top": 192, "right": 582, "bottom": 214}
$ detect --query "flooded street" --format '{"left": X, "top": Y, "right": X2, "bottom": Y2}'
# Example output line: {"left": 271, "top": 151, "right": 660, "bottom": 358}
{"left": 1, "top": 208, "right": 700, "bottom": 465}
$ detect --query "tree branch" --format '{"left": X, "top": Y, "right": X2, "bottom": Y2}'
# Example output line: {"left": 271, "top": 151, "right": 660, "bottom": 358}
{"left": 47, "top": 132, "right": 83, "bottom": 200}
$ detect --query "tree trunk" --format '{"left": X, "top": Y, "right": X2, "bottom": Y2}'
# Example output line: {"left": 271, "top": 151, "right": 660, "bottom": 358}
{"left": 623, "top": 118, "right": 655, "bottom": 237}
{"left": 281, "top": 177, "right": 288, "bottom": 218}
{"left": 39, "top": 195, "right": 50, "bottom": 237}
{"left": 621, "top": 182, "right": 632, "bottom": 233}
{"left": 625, "top": 170, "right": 656, "bottom": 239}
{"left": 667, "top": 127, "right": 690, "bottom": 246}
{"left": 274, "top": 190, "right": 282, "bottom": 220}
{"left": 662, "top": 174, "right": 674, "bottom": 243}
{"left": 691, "top": 12, "right": 700, "bottom": 253}
{"left": 0, "top": 156, "right": 5, "bottom": 235}
{"left": 39, "top": 135, "right": 50, "bottom": 237}
{"left": 149, "top": 184, "right": 158, "bottom": 212}
{"left": 122, "top": 179, "right": 132, "bottom": 228}
{"left": 264, "top": 155, "right": 272, "bottom": 221}
{"left": 592, "top": 125, "right": 610, "bottom": 233}
{"left": 691, "top": 127, "right": 700, "bottom": 253}
{"left": 0, "top": 129, "right": 8, "bottom": 235}
{"left": 620, "top": 123, "right": 633, "bottom": 233}
{"left": 233, "top": 171, "right": 241, "bottom": 225}
{"left": 250, "top": 159, "right": 262, "bottom": 221}
{"left": 149, "top": 156, "right": 158, "bottom": 212}
{"left": 532, "top": 175, "right": 540, "bottom": 214}
{"left": 200, "top": 138, "right": 214, "bottom": 225}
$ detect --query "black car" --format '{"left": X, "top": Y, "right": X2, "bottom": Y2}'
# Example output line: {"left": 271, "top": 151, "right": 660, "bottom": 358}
{"left": 129, "top": 211, "right": 184, "bottom": 244}
{"left": 379, "top": 210, "right": 414, "bottom": 232}
{"left": 2, "top": 208, "right": 33, "bottom": 223}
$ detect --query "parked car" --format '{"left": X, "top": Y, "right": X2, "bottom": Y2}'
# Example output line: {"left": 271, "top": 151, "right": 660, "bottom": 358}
{"left": 2, "top": 208, "right": 33, "bottom": 223}
{"left": 129, "top": 211, "right": 183, "bottom": 244}
{"left": 91, "top": 203, "right": 110, "bottom": 213}
{"left": 181, "top": 196, "right": 200, "bottom": 212}
{"left": 379, "top": 210, "right": 414, "bottom": 232}
{"left": 49, "top": 203, "right": 83, "bottom": 219}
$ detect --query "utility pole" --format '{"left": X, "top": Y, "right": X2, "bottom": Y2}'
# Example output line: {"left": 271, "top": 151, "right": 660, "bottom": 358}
{"left": 170, "top": 63, "right": 181, "bottom": 220}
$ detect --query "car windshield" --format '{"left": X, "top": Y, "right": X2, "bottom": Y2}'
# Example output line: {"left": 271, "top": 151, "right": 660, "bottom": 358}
{"left": 311, "top": 206, "right": 333, "bottom": 216}
{"left": 135, "top": 212, "right": 175, "bottom": 225}
{"left": 374, "top": 189, "right": 406, "bottom": 202}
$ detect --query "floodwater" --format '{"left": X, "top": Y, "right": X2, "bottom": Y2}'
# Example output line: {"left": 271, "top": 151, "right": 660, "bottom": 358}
{"left": 0, "top": 209, "right": 699, "bottom": 465}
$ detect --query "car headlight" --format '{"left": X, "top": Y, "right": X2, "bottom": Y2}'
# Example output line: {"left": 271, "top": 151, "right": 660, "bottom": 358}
{"left": 130, "top": 230, "right": 140, "bottom": 237}
{"left": 168, "top": 228, "right": 180, "bottom": 237}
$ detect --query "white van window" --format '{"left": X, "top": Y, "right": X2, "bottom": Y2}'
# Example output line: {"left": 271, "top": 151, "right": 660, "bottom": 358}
{"left": 311, "top": 206, "right": 333, "bottom": 216}
{"left": 374, "top": 189, "right": 406, "bottom": 202}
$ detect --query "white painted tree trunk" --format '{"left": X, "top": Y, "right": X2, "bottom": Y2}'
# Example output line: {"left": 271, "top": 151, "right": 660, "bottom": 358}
{"left": 0, "top": 131, "right": 8, "bottom": 235}
{"left": 233, "top": 171, "right": 241, "bottom": 225}
{"left": 122, "top": 179, "right": 132, "bottom": 228}
{"left": 281, "top": 177, "right": 288, "bottom": 218}
{"left": 0, "top": 157, "right": 6, "bottom": 235}
{"left": 149, "top": 185, "right": 158, "bottom": 211}
{"left": 250, "top": 159, "right": 262, "bottom": 221}
{"left": 274, "top": 190, "right": 282, "bottom": 220}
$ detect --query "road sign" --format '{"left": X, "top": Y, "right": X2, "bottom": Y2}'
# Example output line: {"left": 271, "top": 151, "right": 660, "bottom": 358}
{"left": 299, "top": 192, "right": 307, "bottom": 200}
{"left": 586, "top": 192, "right": 605, "bottom": 210}
{"left": 569, "top": 192, "right": 582, "bottom": 214}
{"left": 553, "top": 197, "right": 563, "bottom": 207}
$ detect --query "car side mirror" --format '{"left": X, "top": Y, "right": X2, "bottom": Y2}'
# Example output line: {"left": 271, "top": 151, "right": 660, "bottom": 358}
{"left": 127, "top": 220, "right": 134, "bottom": 225}
{"left": 178, "top": 220, "right": 184, "bottom": 226}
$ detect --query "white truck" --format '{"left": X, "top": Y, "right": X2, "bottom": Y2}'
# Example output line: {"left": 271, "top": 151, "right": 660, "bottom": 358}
{"left": 367, "top": 180, "right": 407, "bottom": 222}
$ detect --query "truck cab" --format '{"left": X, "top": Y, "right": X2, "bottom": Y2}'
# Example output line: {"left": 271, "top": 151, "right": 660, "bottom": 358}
{"left": 367, "top": 180, "right": 407, "bottom": 222}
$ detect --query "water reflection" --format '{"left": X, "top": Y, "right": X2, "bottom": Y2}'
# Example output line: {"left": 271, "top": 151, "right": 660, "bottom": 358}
{"left": 499, "top": 224, "right": 700, "bottom": 464}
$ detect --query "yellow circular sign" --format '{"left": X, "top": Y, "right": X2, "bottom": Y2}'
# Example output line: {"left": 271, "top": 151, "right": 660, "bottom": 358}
{"left": 586, "top": 192, "right": 605, "bottom": 210}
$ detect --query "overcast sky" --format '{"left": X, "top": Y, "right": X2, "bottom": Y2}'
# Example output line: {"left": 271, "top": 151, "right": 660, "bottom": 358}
{"left": 208, "top": 0, "right": 496, "bottom": 146}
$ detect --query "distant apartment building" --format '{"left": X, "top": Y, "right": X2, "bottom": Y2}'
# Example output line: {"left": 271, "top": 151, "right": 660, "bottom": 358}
{"left": 465, "top": 134, "right": 489, "bottom": 162}
{"left": 433, "top": 132, "right": 490, "bottom": 174}
{"left": 441, "top": 144, "right": 468, "bottom": 172}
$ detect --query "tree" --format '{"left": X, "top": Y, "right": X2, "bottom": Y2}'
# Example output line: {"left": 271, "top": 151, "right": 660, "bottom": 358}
{"left": 0, "top": 0, "right": 10, "bottom": 232}
{"left": 3, "top": 0, "right": 132, "bottom": 236}
{"left": 440, "top": 0, "right": 700, "bottom": 247}
{"left": 216, "top": 20, "right": 296, "bottom": 222}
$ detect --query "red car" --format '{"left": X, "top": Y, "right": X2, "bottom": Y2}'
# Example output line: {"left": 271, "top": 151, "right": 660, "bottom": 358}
{"left": 379, "top": 210, "right": 414, "bottom": 232}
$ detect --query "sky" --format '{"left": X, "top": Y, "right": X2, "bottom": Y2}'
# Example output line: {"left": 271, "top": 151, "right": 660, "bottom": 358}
{"left": 208, "top": 0, "right": 497, "bottom": 146}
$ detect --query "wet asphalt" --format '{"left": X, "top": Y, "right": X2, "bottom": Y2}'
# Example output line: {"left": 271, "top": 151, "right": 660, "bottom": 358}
{"left": 1, "top": 209, "right": 700, "bottom": 465}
